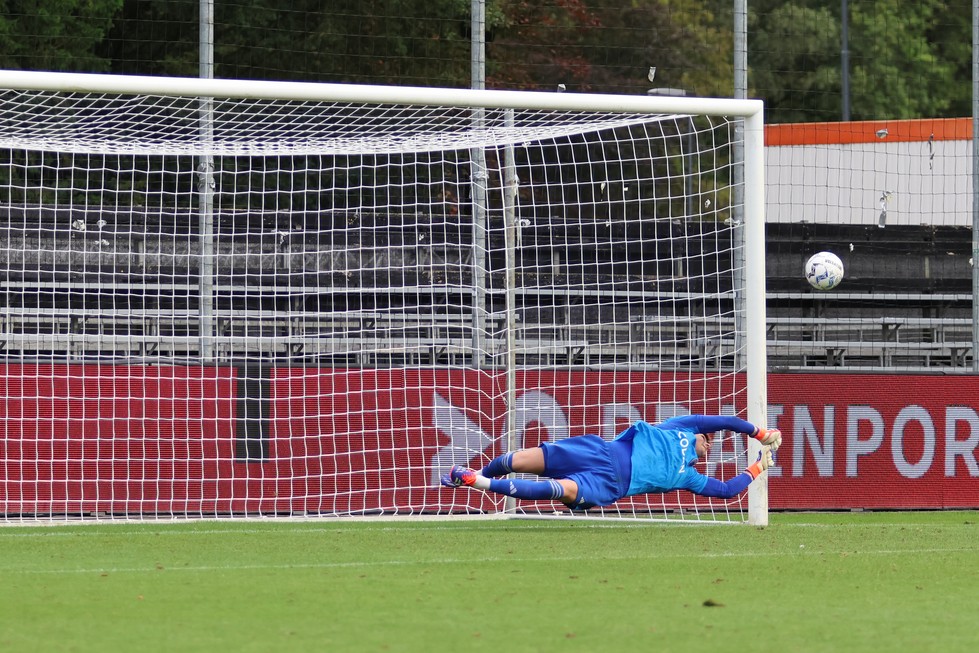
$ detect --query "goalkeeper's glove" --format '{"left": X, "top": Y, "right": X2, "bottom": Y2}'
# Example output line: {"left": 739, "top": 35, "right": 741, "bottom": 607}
{"left": 746, "top": 445, "right": 775, "bottom": 480}
{"left": 753, "top": 427, "right": 782, "bottom": 451}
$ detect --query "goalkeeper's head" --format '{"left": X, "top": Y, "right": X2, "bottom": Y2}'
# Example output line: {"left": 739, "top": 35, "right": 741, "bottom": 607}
{"left": 694, "top": 432, "right": 715, "bottom": 458}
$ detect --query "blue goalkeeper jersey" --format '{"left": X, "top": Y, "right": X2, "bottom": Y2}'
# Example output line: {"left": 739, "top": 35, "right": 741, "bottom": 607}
{"left": 614, "top": 415, "right": 756, "bottom": 496}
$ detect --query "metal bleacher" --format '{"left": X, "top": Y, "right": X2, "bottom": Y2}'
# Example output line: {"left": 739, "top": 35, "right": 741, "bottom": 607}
{"left": 763, "top": 223, "right": 975, "bottom": 372}
{"left": 4, "top": 291, "right": 972, "bottom": 371}
{"left": 1, "top": 296, "right": 974, "bottom": 372}
{"left": 0, "top": 292, "right": 737, "bottom": 369}
{"left": 0, "top": 208, "right": 740, "bottom": 369}
{"left": 1, "top": 213, "right": 975, "bottom": 372}
{"left": 765, "top": 307, "right": 974, "bottom": 370}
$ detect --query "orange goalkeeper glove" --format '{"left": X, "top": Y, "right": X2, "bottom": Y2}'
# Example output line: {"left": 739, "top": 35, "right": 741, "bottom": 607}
{"left": 746, "top": 445, "right": 775, "bottom": 480}
{"left": 753, "top": 427, "right": 782, "bottom": 451}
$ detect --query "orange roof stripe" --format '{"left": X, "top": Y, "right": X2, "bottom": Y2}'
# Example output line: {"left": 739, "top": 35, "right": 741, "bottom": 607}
{"left": 765, "top": 117, "right": 972, "bottom": 146}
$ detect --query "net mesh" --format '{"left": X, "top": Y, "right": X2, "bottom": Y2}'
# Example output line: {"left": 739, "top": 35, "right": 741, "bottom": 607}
{"left": 0, "top": 82, "right": 754, "bottom": 522}
{"left": 0, "top": 89, "right": 673, "bottom": 155}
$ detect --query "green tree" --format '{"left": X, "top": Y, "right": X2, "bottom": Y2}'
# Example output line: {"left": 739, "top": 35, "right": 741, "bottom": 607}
{"left": 218, "top": 0, "right": 494, "bottom": 86}
{"left": 0, "top": 0, "right": 123, "bottom": 71}
{"left": 749, "top": 1, "right": 841, "bottom": 123}
{"left": 488, "top": 0, "right": 734, "bottom": 96}
{"left": 750, "top": 0, "right": 970, "bottom": 123}
{"left": 104, "top": 0, "right": 504, "bottom": 86}
{"left": 928, "top": 2, "right": 972, "bottom": 117}
{"left": 100, "top": 0, "right": 197, "bottom": 76}
{"left": 847, "top": 0, "right": 957, "bottom": 119}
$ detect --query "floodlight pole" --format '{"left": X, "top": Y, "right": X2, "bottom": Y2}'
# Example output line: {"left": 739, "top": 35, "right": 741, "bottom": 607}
{"left": 841, "top": 0, "right": 851, "bottom": 121}
{"left": 198, "top": 0, "right": 215, "bottom": 361}
{"left": 470, "top": 0, "right": 489, "bottom": 372}
{"left": 972, "top": 0, "right": 979, "bottom": 372}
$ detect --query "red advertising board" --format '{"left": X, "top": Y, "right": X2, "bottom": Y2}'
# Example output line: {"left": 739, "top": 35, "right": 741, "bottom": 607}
{"left": 0, "top": 363, "right": 239, "bottom": 514}
{"left": 2, "top": 364, "right": 977, "bottom": 514}
{"left": 766, "top": 374, "right": 979, "bottom": 509}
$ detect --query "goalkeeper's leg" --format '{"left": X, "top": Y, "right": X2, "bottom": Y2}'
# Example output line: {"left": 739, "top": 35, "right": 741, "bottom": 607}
{"left": 484, "top": 476, "right": 566, "bottom": 501}
{"left": 481, "top": 448, "right": 546, "bottom": 477}
{"left": 440, "top": 464, "right": 570, "bottom": 501}
{"left": 444, "top": 446, "right": 577, "bottom": 503}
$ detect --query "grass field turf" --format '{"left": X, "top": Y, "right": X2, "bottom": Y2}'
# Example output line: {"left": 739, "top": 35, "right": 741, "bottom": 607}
{"left": 1, "top": 511, "right": 977, "bottom": 652}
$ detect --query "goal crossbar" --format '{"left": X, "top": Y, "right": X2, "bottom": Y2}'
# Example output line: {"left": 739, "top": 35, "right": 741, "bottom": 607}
{"left": 0, "top": 69, "right": 762, "bottom": 116}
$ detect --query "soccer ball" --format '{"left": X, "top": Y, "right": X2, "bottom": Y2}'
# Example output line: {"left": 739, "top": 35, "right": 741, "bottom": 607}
{"left": 804, "top": 251, "right": 844, "bottom": 290}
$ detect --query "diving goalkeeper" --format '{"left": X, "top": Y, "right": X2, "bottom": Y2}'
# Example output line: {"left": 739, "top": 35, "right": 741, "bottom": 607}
{"left": 440, "top": 415, "right": 780, "bottom": 510}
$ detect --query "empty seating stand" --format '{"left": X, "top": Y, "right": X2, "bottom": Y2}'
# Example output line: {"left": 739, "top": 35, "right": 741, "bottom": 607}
{"left": 1, "top": 216, "right": 975, "bottom": 371}
{"left": 764, "top": 290, "right": 974, "bottom": 371}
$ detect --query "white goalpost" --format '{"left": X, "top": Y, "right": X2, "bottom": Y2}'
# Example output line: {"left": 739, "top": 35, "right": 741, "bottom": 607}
{"left": 0, "top": 70, "right": 768, "bottom": 524}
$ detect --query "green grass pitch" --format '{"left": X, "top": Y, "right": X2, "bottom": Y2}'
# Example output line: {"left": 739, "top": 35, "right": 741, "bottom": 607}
{"left": 1, "top": 511, "right": 977, "bottom": 652}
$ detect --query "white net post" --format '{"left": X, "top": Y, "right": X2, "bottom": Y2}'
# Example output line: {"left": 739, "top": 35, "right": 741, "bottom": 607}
{"left": 0, "top": 71, "right": 765, "bottom": 523}
{"left": 744, "top": 111, "right": 769, "bottom": 526}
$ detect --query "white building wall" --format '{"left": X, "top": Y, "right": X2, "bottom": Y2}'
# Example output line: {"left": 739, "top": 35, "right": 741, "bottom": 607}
{"left": 765, "top": 136, "right": 972, "bottom": 226}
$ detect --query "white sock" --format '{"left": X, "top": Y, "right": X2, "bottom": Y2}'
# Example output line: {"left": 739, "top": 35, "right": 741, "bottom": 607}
{"left": 473, "top": 474, "right": 491, "bottom": 490}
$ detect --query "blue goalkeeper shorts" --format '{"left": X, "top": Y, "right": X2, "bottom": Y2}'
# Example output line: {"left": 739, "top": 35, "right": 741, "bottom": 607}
{"left": 539, "top": 435, "right": 632, "bottom": 510}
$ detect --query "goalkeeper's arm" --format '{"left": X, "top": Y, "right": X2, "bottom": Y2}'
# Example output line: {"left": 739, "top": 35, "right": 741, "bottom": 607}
{"left": 661, "top": 416, "right": 783, "bottom": 450}
{"left": 696, "top": 445, "right": 775, "bottom": 499}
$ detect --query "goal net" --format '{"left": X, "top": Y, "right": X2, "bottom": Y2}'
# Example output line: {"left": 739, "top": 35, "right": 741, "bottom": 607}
{"left": 0, "top": 71, "right": 767, "bottom": 523}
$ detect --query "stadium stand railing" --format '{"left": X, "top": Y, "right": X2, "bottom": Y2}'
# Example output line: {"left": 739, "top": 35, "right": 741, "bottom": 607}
{"left": 2, "top": 291, "right": 973, "bottom": 371}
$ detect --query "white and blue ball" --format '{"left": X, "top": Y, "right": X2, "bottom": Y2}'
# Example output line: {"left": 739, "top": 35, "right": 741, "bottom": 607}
{"left": 804, "top": 251, "right": 844, "bottom": 291}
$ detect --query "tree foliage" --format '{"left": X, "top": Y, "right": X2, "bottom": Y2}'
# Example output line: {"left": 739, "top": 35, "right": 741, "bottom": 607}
{"left": 103, "top": 0, "right": 495, "bottom": 86}
{"left": 750, "top": 0, "right": 971, "bottom": 122}
{"left": 0, "top": 0, "right": 123, "bottom": 71}
{"left": 486, "top": 0, "right": 733, "bottom": 96}
{"left": 0, "top": 0, "right": 973, "bottom": 121}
